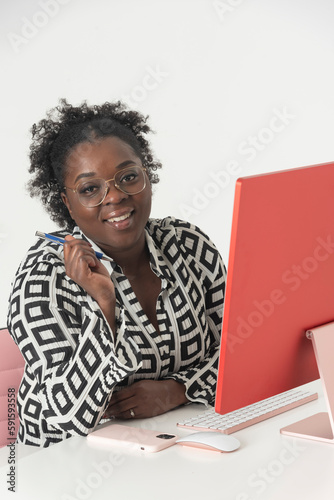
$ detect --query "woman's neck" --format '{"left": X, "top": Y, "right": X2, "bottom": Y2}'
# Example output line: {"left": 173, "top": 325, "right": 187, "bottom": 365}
{"left": 111, "top": 240, "right": 150, "bottom": 279}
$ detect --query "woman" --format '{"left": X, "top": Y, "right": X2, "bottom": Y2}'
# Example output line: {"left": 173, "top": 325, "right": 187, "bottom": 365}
{"left": 7, "top": 100, "right": 226, "bottom": 447}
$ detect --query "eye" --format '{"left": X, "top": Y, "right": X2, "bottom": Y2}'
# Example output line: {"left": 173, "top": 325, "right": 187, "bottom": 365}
{"left": 78, "top": 181, "right": 103, "bottom": 197}
{"left": 119, "top": 169, "right": 139, "bottom": 184}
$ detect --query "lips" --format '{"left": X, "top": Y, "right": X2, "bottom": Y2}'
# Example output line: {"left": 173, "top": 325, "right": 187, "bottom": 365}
{"left": 103, "top": 208, "right": 135, "bottom": 230}
{"left": 106, "top": 212, "right": 132, "bottom": 223}
{"left": 104, "top": 208, "right": 134, "bottom": 223}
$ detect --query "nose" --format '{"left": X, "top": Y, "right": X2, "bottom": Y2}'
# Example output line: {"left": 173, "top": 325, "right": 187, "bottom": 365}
{"left": 102, "top": 181, "right": 129, "bottom": 205}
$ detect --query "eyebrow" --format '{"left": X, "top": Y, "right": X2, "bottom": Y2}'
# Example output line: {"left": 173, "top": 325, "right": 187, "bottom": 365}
{"left": 73, "top": 160, "right": 138, "bottom": 184}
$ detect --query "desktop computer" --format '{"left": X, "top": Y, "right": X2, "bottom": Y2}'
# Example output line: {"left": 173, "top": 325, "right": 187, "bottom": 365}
{"left": 178, "top": 161, "right": 334, "bottom": 441}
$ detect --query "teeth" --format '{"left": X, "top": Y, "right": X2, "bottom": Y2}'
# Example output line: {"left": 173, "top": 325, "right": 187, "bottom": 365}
{"left": 107, "top": 212, "right": 131, "bottom": 223}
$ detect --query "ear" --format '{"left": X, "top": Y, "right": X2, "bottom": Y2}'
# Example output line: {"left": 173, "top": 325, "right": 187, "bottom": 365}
{"left": 61, "top": 192, "right": 73, "bottom": 217}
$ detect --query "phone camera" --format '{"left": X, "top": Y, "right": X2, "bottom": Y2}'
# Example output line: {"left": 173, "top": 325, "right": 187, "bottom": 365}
{"left": 156, "top": 433, "right": 175, "bottom": 440}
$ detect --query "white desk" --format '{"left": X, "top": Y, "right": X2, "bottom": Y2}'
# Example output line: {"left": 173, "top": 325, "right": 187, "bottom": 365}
{"left": 1, "top": 380, "right": 333, "bottom": 500}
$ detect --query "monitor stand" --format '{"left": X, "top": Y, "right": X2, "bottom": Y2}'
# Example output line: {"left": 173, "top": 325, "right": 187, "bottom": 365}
{"left": 280, "top": 321, "right": 334, "bottom": 443}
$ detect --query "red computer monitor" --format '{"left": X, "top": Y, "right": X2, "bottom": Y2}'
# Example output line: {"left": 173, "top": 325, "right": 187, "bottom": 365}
{"left": 215, "top": 161, "right": 334, "bottom": 415}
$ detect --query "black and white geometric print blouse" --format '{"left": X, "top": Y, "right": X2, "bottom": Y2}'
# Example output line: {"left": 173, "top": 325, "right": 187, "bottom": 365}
{"left": 7, "top": 217, "right": 226, "bottom": 447}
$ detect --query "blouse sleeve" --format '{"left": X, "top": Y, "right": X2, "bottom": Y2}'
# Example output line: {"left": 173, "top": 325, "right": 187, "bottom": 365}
{"left": 163, "top": 220, "right": 226, "bottom": 406}
{"left": 7, "top": 248, "right": 142, "bottom": 437}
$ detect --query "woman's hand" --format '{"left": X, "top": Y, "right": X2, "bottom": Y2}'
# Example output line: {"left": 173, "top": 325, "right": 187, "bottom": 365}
{"left": 63, "top": 235, "right": 116, "bottom": 333}
{"left": 104, "top": 379, "right": 188, "bottom": 420}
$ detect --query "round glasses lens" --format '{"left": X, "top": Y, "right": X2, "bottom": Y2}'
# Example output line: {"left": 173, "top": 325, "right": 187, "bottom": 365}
{"left": 77, "top": 178, "right": 106, "bottom": 207}
{"left": 115, "top": 166, "right": 146, "bottom": 195}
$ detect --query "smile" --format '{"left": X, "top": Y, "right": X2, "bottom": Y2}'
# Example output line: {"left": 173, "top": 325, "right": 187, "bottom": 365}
{"left": 106, "top": 211, "right": 132, "bottom": 223}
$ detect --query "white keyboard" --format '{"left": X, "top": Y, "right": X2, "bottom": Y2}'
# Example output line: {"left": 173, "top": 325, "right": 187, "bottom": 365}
{"left": 177, "top": 388, "right": 318, "bottom": 434}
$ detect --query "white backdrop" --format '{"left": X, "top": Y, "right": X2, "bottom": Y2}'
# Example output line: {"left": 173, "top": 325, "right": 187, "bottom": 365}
{"left": 1, "top": 0, "right": 334, "bottom": 324}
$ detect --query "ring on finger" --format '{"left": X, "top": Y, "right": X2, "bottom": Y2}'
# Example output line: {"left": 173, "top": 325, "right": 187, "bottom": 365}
{"left": 129, "top": 408, "right": 135, "bottom": 418}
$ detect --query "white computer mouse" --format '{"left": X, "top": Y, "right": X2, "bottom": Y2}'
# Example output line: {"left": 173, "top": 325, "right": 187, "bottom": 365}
{"left": 176, "top": 431, "right": 241, "bottom": 453}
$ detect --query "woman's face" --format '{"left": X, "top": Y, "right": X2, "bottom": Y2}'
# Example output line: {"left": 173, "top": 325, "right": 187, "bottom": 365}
{"left": 61, "top": 136, "right": 152, "bottom": 260}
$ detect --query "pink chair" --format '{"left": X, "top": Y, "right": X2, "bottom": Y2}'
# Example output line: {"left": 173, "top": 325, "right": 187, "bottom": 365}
{"left": 0, "top": 328, "right": 25, "bottom": 448}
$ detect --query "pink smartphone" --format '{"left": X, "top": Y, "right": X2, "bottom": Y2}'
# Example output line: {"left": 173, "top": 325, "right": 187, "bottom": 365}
{"left": 87, "top": 424, "right": 179, "bottom": 453}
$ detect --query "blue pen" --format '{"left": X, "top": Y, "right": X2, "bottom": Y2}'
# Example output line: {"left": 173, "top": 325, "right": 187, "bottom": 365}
{"left": 35, "top": 231, "right": 114, "bottom": 262}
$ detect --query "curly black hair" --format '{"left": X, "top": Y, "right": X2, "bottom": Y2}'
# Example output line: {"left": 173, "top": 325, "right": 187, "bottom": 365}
{"left": 28, "top": 99, "right": 162, "bottom": 230}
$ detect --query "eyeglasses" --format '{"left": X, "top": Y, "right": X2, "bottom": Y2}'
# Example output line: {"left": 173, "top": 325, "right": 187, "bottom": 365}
{"left": 64, "top": 165, "right": 147, "bottom": 207}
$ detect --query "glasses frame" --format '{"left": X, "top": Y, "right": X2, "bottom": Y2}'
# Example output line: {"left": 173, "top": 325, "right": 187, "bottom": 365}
{"left": 63, "top": 166, "right": 147, "bottom": 207}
